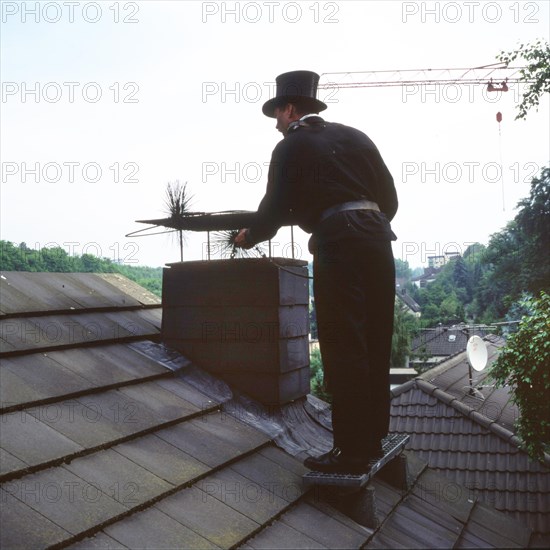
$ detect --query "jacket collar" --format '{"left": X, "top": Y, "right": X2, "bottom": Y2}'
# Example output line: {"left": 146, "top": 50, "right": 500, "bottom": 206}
{"left": 287, "top": 115, "right": 325, "bottom": 135}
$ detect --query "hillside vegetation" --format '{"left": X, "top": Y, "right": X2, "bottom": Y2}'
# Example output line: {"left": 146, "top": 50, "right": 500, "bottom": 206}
{"left": 0, "top": 241, "right": 163, "bottom": 297}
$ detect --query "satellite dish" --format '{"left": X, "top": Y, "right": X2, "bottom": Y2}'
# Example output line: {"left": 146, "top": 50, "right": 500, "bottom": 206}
{"left": 467, "top": 335, "right": 488, "bottom": 372}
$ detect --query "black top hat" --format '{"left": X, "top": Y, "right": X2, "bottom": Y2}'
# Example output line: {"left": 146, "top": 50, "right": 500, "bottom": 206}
{"left": 262, "top": 70, "right": 327, "bottom": 118}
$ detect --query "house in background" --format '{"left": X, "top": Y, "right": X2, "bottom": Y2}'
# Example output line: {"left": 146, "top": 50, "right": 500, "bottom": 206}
{"left": 409, "top": 325, "right": 492, "bottom": 371}
{"left": 411, "top": 266, "right": 443, "bottom": 288}
{"left": 396, "top": 287, "right": 422, "bottom": 318}
{"left": 391, "top": 334, "right": 550, "bottom": 547}
{"left": 428, "top": 251, "right": 461, "bottom": 269}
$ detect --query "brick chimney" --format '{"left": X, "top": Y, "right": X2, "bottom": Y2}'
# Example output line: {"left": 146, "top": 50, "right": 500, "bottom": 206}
{"left": 161, "top": 258, "right": 310, "bottom": 405}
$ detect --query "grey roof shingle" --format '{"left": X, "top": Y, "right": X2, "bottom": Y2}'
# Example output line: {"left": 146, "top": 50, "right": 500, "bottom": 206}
{"left": 396, "top": 292, "right": 421, "bottom": 314}
{"left": 0, "top": 272, "right": 536, "bottom": 549}
{"left": 390, "top": 338, "right": 550, "bottom": 546}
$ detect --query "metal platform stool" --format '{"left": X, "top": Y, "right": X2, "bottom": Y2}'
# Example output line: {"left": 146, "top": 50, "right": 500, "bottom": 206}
{"left": 303, "top": 434, "right": 410, "bottom": 528}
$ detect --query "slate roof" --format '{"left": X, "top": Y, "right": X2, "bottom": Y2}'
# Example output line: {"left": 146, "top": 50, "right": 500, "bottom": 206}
{"left": 396, "top": 291, "right": 421, "bottom": 314}
{"left": 390, "top": 335, "right": 550, "bottom": 547}
{"left": 0, "top": 272, "right": 534, "bottom": 549}
{"left": 411, "top": 326, "right": 491, "bottom": 358}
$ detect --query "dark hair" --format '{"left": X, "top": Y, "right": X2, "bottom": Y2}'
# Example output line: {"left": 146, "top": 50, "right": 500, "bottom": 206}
{"left": 277, "top": 100, "right": 318, "bottom": 117}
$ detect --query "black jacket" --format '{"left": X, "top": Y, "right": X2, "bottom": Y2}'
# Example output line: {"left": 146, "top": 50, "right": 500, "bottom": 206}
{"left": 247, "top": 116, "right": 398, "bottom": 247}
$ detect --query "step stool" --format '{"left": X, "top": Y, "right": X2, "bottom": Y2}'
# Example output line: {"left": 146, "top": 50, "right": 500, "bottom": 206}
{"left": 303, "top": 433, "right": 410, "bottom": 528}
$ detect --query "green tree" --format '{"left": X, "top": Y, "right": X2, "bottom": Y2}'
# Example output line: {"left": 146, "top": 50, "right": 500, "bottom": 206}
{"left": 395, "top": 258, "right": 412, "bottom": 281}
{"left": 0, "top": 240, "right": 163, "bottom": 296}
{"left": 391, "top": 301, "right": 418, "bottom": 368}
{"left": 489, "top": 292, "right": 550, "bottom": 460}
{"left": 412, "top": 261, "right": 468, "bottom": 326}
{"left": 309, "top": 348, "right": 331, "bottom": 403}
{"left": 40, "top": 246, "right": 73, "bottom": 272}
{"left": 440, "top": 291, "right": 461, "bottom": 322}
{"left": 453, "top": 256, "right": 470, "bottom": 297}
{"left": 475, "top": 168, "right": 550, "bottom": 320}
{"left": 514, "top": 167, "right": 550, "bottom": 294}
{"left": 498, "top": 39, "right": 550, "bottom": 120}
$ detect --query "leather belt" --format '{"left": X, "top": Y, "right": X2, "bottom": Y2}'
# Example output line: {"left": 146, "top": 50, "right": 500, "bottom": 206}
{"left": 318, "top": 199, "right": 380, "bottom": 224}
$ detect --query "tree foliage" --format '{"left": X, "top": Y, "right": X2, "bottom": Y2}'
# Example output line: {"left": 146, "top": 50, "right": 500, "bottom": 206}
{"left": 411, "top": 167, "right": 549, "bottom": 325}
{"left": 391, "top": 301, "right": 418, "bottom": 368}
{"left": 309, "top": 347, "right": 331, "bottom": 403}
{"left": 395, "top": 258, "right": 412, "bottom": 280}
{"left": 475, "top": 167, "right": 550, "bottom": 320}
{"left": 0, "top": 240, "right": 163, "bottom": 297}
{"left": 489, "top": 292, "right": 550, "bottom": 460}
{"left": 498, "top": 39, "right": 550, "bottom": 120}
{"left": 412, "top": 260, "right": 468, "bottom": 326}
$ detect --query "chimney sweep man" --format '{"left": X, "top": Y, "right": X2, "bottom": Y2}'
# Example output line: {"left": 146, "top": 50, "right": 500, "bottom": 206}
{"left": 235, "top": 70, "right": 398, "bottom": 474}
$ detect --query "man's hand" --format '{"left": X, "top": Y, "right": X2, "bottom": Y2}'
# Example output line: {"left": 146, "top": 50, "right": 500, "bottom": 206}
{"left": 234, "top": 228, "right": 253, "bottom": 249}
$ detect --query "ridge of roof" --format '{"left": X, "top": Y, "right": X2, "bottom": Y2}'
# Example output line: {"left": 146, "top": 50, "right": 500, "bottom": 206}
{"left": 403, "top": 376, "right": 550, "bottom": 468}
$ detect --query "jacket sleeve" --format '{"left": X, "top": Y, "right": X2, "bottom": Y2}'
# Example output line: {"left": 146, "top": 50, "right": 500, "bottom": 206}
{"left": 369, "top": 148, "right": 397, "bottom": 222}
{"left": 246, "top": 140, "right": 299, "bottom": 245}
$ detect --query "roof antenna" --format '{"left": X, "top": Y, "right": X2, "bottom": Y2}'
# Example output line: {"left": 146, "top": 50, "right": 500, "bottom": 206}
{"left": 464, "top": 332, "right": 488, "bottom": 399}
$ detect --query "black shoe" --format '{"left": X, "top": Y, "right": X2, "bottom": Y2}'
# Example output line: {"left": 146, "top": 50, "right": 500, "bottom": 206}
{"left": 303, "top": 448, "right": 373, "bottom": 474}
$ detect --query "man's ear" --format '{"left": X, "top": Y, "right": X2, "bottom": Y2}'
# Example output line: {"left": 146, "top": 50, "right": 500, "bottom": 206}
{"left": 286, "top": 103, "right": 297, "bottom": 117}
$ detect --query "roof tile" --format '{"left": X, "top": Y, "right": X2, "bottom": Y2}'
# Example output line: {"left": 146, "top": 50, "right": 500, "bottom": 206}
{"left": 155, "top": 412, "right": 267, "bottom": 469}
{"left": 113, "top": 432, "right": 209, "bottom": 487}
{"left": 279, "top": 501, "right": 368, "bottom": 549}
{"left": 103, "top": 506, "right": 217, "bottom": 549}
{"left": 67, "top": 531, "right": 129, "bottom": 549}
{"left": 0, "top": 410, "right": 83, "bottom": 470}
{"left": 391, "top": 355, "right": 550, "bottom": 542}
{"left": 244, "top": 518, "right": 327, "bottom": 549}
{"left": 412, "top": 469, "right": 475, "bottom": 523}
{"left": 194, "top": 465, "right": 289, "bottom": 524}
{"left": 0, "top": 487, "right": 71, "bottom": 549}
{"left": 387, "top": 495, "right": 462, "bottom": 548}
{"left": 229, "top": 450, "right": 306, "bottom": 504}
{"left": 63, "top": 448, "right": 172, "bottom": 506}
{"left": 1, "top": 273, "right": 540, "bottom": 549}
{"left": 2, "top": 466, "right": 128, "bottom": 535}
{"left": 155, "top": 485, "right": 259, "bottom": 548}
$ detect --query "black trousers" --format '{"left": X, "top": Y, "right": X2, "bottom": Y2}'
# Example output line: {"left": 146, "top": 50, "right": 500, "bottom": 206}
{"left": 313, "top": 237, "right": 395, "bottom": 457}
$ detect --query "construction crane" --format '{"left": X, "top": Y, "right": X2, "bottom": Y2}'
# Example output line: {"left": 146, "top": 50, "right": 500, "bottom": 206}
{"left": 318, "top": 62, "right": 533, "bottom": 212}
{"left": 318, "top": 62, "right": 529, "bottom": 90}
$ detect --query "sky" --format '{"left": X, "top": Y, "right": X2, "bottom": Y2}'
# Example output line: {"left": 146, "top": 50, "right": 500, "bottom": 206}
{"left": 1, "top": 0, "right": 549, "bottom": 269}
